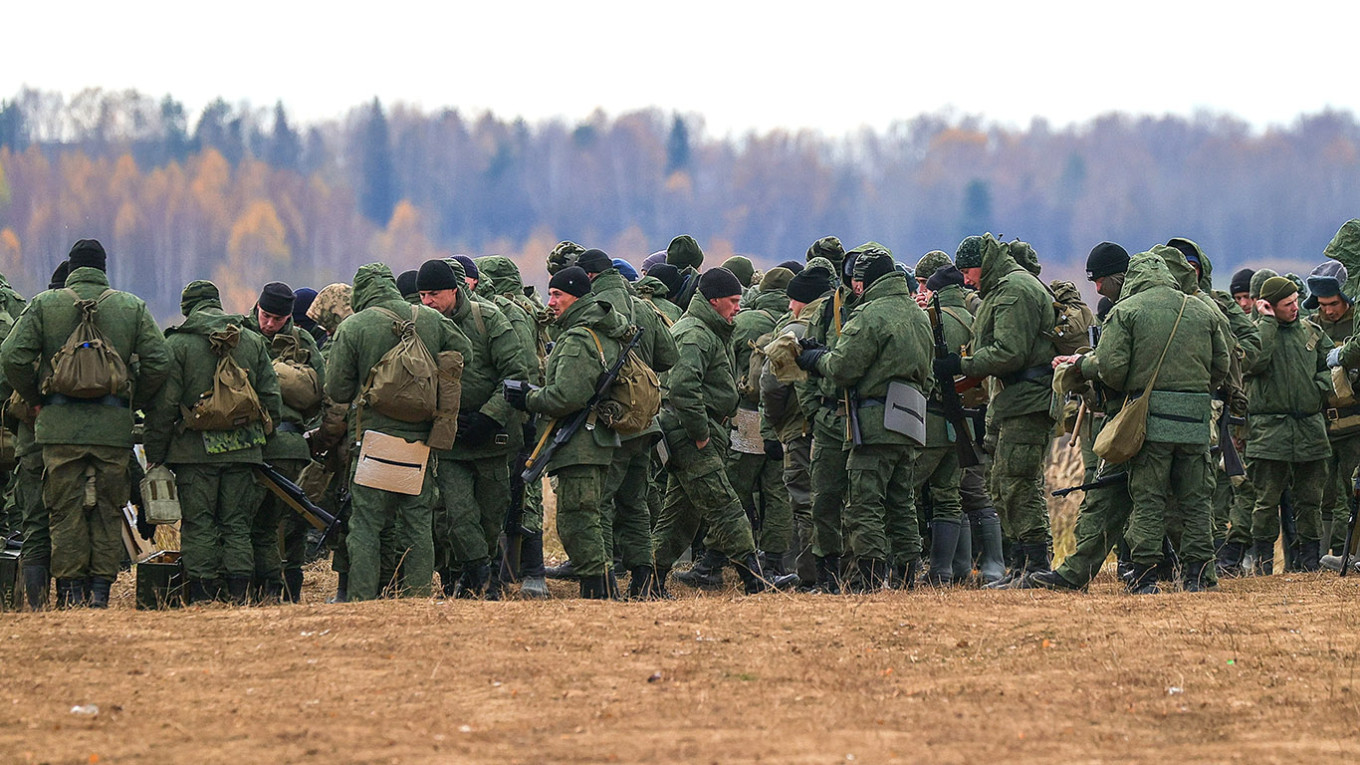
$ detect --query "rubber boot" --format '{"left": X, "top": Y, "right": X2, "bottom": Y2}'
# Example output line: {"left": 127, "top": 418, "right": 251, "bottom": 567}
{"left": 55, "top": 578, "right": 84, "bottom": 609}
{"left": 627, "top": 565, "right": 658, "bottom": 600}
{"left": 1298, "top": 539, "right": 1322, "bottom": 572}
{"left": 88, "top": 577, "right": 112, "bottom": 609}
{"left": 984, "top": 545, "right": 1027, "bottom": 590}
{"left": 1182, "top": 560, "right": 1216, "bottom": 592}
{"left": 952, "top": 520, "right": 974, "bottom": 584}
{"left": 328, "top": 573, "right": 349, "bottom": 603}
{"left": 1154, "top": 536, "right": 1180, "bottom": 582}
{"left": 453, "top": 563, "right": 489, "bottom": 599}
{"left": 544, "top": 558, "right": 580, "bottom": 581}
{"left": 283, "top": 569, "right": 304, "bottom": 603}
{"left": 226, "top": 576, "right": 251, "bottom": 606}
{"left": 188, "top": 579, "right": 214, "bottom": 605}
{"left": 579, "top": 574, "right": 610, "bottom": 600}
{"left": 1216, "top": 541, "right": 1246, "bottom": 578}
{"left": 1322, "top": 553, "right": 1360, "bottom": 574}
{"left": 925, "top": 519, "right": 962, "bottom": 586}
{"left": 814, "top": 555, "right": 841, "bottom": 594}
{"left": 853, "top": 558, "right": 889, "bottom": 593}
{"left": 1125, "top": 563, "right": 1159, "bottom": 595}
{"left": 23, "top": 566, "right": 49, "bottom": 611}
{"left": 975, "top": 514, "right": 1006, "bottom": 585}
{"left": 606, "top": 569, "right": 622, "bottom": 600}
{"left": 675, "top": 549, "right": 726, "bottom": 589}
{"left": 1251, "top": 540, "right": 1275, "bottom": 576}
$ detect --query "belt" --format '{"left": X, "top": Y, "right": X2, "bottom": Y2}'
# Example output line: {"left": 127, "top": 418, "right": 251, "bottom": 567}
{"left": 275, "top": 422, "right": 303, "bottom": 434}
{"left": 997, "top": 365, "right": 1052, "bottom": 387}
{"left": 857, "top": 398, "right": 886, "bottom": 408}
{"left": 820, "top": 396, "right": 841, "bottom": 409}
{"left": 1254, "top": 410, "right": 1319, "bottom": 420}
{"left": 42, "top": 393, "right": 128, "bottom": 408}
{"left": 1326, "top": 405, "right": 1360, "bottom": 421}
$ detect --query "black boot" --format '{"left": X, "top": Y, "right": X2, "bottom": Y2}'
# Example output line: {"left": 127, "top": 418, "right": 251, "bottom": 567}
{"left": 329, "top": 573, "right": 349, "bottom": 604}
{"left": 627, "top": 565, "right": 658, "bottom": 600}
{"left": 606, "top": 569, "right": 621, "bottom": 600}
{"left": 1155, "top": 536, "right": 1180, "bottom": 582}
{"left": 544, "top": 558, "right": 580, "bottom": 581}
{"left": 1125, "top": 563, "right": 1159, "bottom": 594}
{"left": 1251, "top": 540, "right": 1275, "bottom": 576}
{"left": 1298, "top": 539, "right": 1322, "bottom": 572}
{"left": 675, "top": 549, "right": 726, "bottom": 588}
{"left": 1015, "top": 569, "right": 1083, "bottom": 591}
{"left": 579, "top": 574, "right": 610, "bottom": 599}
{"left": 283, "top": 569, "right": 304, "bottom": 603}
{"left": 226, "top": 576, "right": 251, "bottom": 606}
{"left": 55, "top": 578, "right": 85, "bottom": 609}
{"left": 925, "top": 520, "right": 962, "bottom": 586}
{"left": 652, "top": 567, "right": 674, "bottom": 600}
{"left": 1182, "top": 560, "right": 1217, "bottom": 592}
{"left": 1022, "top": 542, "right": 1052, "bottom": 574}
{"left": 453, "top": 563, "right": 489, "bottom": 599}
{"left": 984, "top": 544, "right": 1027, "bottom": 589}
{"left": 853, "top": 558, "right": 889, "bottom": 593}
{"left": 187, "top": 579, "right": 215, "bottom": 605}
{"left": 88, "top": 577, "right": 112, "bottom": 609}
{"left": 975, "top": 513, "right": 1006, "bottom": 585}
{"left": 952, "top": 520, "right": 974, "bottom": 584}
{"left": 812, "top": 555, "right": 841, "bottom": 594}
{"left": 22, "top": 566, "right": 49, "bottom": 611}
{"left": 1216, "top": 541, "right": 1246, "bottom": 578}
{"left": 760, "top": 551, "right": 788, "bottom": 577}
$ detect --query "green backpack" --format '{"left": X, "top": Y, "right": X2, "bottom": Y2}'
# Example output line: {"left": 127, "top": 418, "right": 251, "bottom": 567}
{"left": 583, "top": 327, "right": 661, "bottom": 436}
{"left": 362, "top": 306, "right": 439, "bottom": 423}
{"left": 184, "top": 324, "right": 269, "bottom": 431}
{"left": 43, "top": 289, "right": 129, "bottom": 400}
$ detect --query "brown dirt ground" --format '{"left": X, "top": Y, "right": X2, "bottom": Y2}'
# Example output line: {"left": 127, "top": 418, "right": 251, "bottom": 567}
{"left": 4, "top": 569, "right": 1360, "bottom": 764}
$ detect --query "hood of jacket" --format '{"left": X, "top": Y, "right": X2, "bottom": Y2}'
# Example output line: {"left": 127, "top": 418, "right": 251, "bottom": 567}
{"left": 1152, "top": 244, "right": 1200, "bottom": 295}
{"left": 557, "top": 292, "right": 630, "bottom": 341}
{"left": 978, "top": 234, "right": 1029, "bottom": 296}
{"left": 352, "top": 263, "right": 404, "bottom": 313}
{"left": 1167, "top": 236, "right": 1214, "bottom": 293}
{"left": 1119, "top": 251, "right": 1180, "bottom": 300}
{"left": 475, "top": 255, "right": 525, "bottom": 297}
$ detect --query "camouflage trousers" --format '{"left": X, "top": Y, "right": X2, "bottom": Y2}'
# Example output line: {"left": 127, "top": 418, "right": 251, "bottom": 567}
{"left": 433, "top": 453, "right": 509, "bottom": 575}
{"left": 13, "top": 453, "right": 46, "bottom": 567}
{"left": 176, "top": 463, "right": 266, "bottom": 581}
{"left": 602, "top": 437, "right": 654, "bottom": 570}
{"left": 913, "top": 445, "right": 962, "bottom": 522}
{"left": 1054, "top": 467, "right": 1133, "bottom": 587}
{"left": 43, "top": 445, "right": 130, "bottom": 581}
{"left": 1227, "top": 468, "right": 1256, "bottom": 546}
{"left": 1249, "top": 458, "right": 1326, "bottom": 544}
{"left": 553, "top": 463, "right": 610, "bottom": 577}
{"left": 989, "top": 411, "right": 1054, "bottom": 546}
{"left": 346, "top": 452, "right": 437, "bottom": 601}
{"left": 847, "top": 442, "right": 920, "bottom": 563}
{"left": 1321, "top": 435, "right": 1360, "bottom": 554}
{"left": 653, "top": 459, "right": 757, "bottom": 572}
{"left": 1126, "top": 442, "right": 1215, "bottom": 570}
{"left": 809, "top": 413, "right": 850, "bottom": 557}
{"left": 726, "top": 450, "right": 792, "bottom": 556}
{"left": 782, "top": 434, "right": 815, "bottom": 577}
{"left": 251, "top": 458, "right": 306, "bottom": 580}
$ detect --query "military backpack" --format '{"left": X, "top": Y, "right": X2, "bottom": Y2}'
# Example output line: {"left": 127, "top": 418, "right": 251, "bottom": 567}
{"left": 584, "top": 327, "right": 661, "bottom": 436}
{"left": 362, "top": 306, "right": 440, "bottom": 423}
{"left": 269, "top": 330, "right": 323, "bottom": 414}
{"left": 44, "top": 289, "right": 129, "bottom": 400}
{"left": 184, "top": 323, "right": 269, "bottom": 431}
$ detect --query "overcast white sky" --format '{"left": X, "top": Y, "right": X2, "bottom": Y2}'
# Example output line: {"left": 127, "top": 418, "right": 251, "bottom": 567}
{"left": 3, "top": 1, "right": 1355, "bottom": 137}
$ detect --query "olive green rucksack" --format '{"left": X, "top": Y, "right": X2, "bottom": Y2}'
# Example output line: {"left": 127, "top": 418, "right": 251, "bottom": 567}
{"left": 44, "top": 289, "right": 130, "bottom": 400}
{"left": 1045, "top": 280, "right": 1096, "bottom": 356}
{"left": 184, "top": 324, "right": 269, "bottom": 431}
{"left": 362, "top": 306, "right": 439, "bottom": 423}
{"left": 270, "top": 330, "right": 323, "bottom": 415}
{"left": 583, "top": 327, "right": 661, "bottom": 436}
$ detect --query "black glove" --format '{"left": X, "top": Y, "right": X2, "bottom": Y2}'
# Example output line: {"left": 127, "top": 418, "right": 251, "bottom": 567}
{"left": 797, "top": 337, "right": 824, "bottom": 351}
{"left": 763, "top": 439, "right": 784, "bottom": 461}
{"left": 796, "top": 347, "right": 828, "bottom": 372}
{"left": 458, "top": 411, "right": 501, "bottom": 447}
{"left": 504, "top": 380, "right": 532, "bottom": 412}
{"left": 135, "top": 511, "right": 157, "bottom": 543}
{"left": 933, "top": 353, "right": 962, "bottom": 380}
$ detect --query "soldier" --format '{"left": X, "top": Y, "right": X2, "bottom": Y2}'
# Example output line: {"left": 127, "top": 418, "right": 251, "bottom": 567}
{"left": 1033, "top": 251, "right": 1229, "bottom": 592}
{"left": 938, "top": 235, "right": 1058, "bottom": 585}
{"left": 291, "top": 287, "right": 328, "bottom": 349}
{"left": 243, "top": 281, "right": 325, "bottom": 602}
{"left": 504, "top": 266, "right": 626, "bottom": 598}
{"left": 721, "top": 256, "right": 757, "bottom": 291}
{"left": 796, "top": 246, "right": 935, "bottom": 589}
{"left": 1230, "top": 268, "right": 1255, "bottom": 315}
{"left": 637, "top": 263, "right": 685, "bottom": 324}
{"left": 416, "top": 258, "right": 532, "bottom": 598}
{"left": 325, "top": 264, "right": 473, "bottom": 601}
{"left": 577, "top": 248, "right": 678, "bottom": 598}
{"left": 652, "top": 267, "right": 796, "bottom": 595}
{"left": 2, "top": 240, "right": 170, "bottom": 608}
{"left": 1243, "top": 276, "right": 1331, "bottom": 573}
{"left": 396, "top": 270, "right": 420, "bottom": 304}
{"left": 1310, "top": 262, "right": 1359, "bottom": 558}
{"left": 145, "top": 281, "right": 282, "bottom": 604}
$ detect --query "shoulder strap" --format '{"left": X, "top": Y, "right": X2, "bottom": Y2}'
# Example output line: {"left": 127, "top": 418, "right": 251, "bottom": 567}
{"left": 469, "top": 299, "right": 487, "bottom": 336}
{"left": 644, "top": 298, "right": 674, "bottom": 328}
{"left": 582, "top": 327, "right": 607, "bottom": 367}
{"left": 940, "top": 306, "right": 972, "bottom": 339}
{"left": 1144, "top": 295, "right": 1189, "bottom": 393}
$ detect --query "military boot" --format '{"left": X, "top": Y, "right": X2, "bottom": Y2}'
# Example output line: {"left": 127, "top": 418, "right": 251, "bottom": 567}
{"left": 760, "top": 551, "right": 788, "bottom": 578}
{"left": 55, "top": 578, "right": 86, "bottom": 609}
{"left": 283, "top": 569, "right": 304, "bottom": 603}
{"left": 1216, "top": 541, "right": 1246, "bottom": 578}
{"left": 952, "top": 521, "right": 974, "bottom": 584}
{"left": 88, "top": 577, "right": 112, "bottom": 609}
{"left": 1298, "top": 540, "right": 1322, "bottom": 572}
{"left": 187, "top": 579, "right": 215, "bottom": 605}
{"left": 735, "top": 553, "right": 798, "bottom": 594}
{"left": 675, "top": 549, "right": 726, "bottom": 589}
{"left": 544, "top": 558, "right": 580, "bottom": 581}
{"left": 517, "top": 531, "right": 549, "bottom": 598}
{"left": 1251, "top": 540, "right": 1275, "bottom": 576}
{"left": 813, "top": 555, "right": 842, "bottom": 594}
{"left": 975, "top": 514, "right": 1007, "bottom": 585}
{"left": 1125, "top": 564, "right": 1159, "bottom": 595}
{"left": 652, "top": 567, "right": 675, "bottom": 600}
{"left": 1022, "top": 542, "right": 1052, "bottom": 574}
{"left": 1015, "top": 569, "right": 1083, "bottom": 591}
{"left": 226, "top": 576, "right": 251, "bottom": 606}
{"left": 606, "top": 569, "right": 622, "bottom": 600}
{"left": 853, "top": 558, "right": 889, "bottom": 593}
{"left": 328, "top": 573, "right": 349, "bottom": 604}
{"left": 579, "top": 574, "right": 610, "bottom": 599}
{"left": 1182, "top": 561, "right": 1217, "bottom": 593}
{"left": 453, "top": 563, "right": 489, "bottom": 599}
{"left": 22, "top": 566, "right": 50, "bottom": 611}
{"left": 984, "top": 546, "right": 1028, "bottom": 590}
{"left": 627, "top": 565, "right": 658, "bottom": 600}
{"left": 1154, "top": 536, "right": 1180, "bottom": 582}
{"left": 925, "top": 519, "right": 962, "bottom": 587}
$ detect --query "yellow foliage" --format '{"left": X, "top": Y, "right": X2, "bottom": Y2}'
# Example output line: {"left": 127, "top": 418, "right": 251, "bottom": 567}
{"left": 0, "top": 228, "right": 21, "bottom": 273}
{"left": 228, "top": 199, "right": 290, "bottom": 265}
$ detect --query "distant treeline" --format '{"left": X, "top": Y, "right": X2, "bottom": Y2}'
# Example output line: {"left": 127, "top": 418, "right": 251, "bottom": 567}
{"left": 1, "top": 87, "right": 1358, "bottom": 319}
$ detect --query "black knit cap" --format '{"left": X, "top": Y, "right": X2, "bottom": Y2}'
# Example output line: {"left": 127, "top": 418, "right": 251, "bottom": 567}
{"left": 787, "top": 267, "right": 833, "bottom": 303}
{"left": 68, "top": 239, "right": 106, "bottom": 272}
{"left": 777, "top": 259, "right": 804, "bottom": 274}
{"left": 1085, "top": 242, "right": 1129, "bottom": 281}
{"left": 48, "top": 261, "right": 70, "bottom": 290}
{"left": 698, "top": 267, "right": 743, "bottom": 300}
{"left": 549, "top": 266, "right": 592, "bottom": 298}
{"left": 1230, "top": 268, "right": 1255, "bottom": 295}
{"left": 576, "top": 248, "right": 612, "bottom": 274}
{"left": 416, "top": 259, "right": 460, "bottom": 292}
{"left": 451, "top": 254, "right": 479, "bottom": 281}
{"left": 926, "top": 264, "right": 966, "bottom": 292}
{"left": 649, "top": 263, "right": 682, "bottom": 299}
{"left": 1096, "top": 296, "right": 1114, "bottom": 322}
{"left": 257, "top": 281, "right": 295, "bottom": 316}
{"left": 396, "top": 270, "right": 419, "bottom": 298}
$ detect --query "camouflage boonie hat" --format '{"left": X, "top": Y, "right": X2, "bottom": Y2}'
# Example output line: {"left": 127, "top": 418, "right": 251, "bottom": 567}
{"left": 916, "top": 250, "right": 952, "bottom": 279}
{"left": 547, "top": 241, "right": 585, "bottom": 275}
{"left": 806, "top": 236, "right": 845, "bottom": 266}
{"left": 307, "top": 282, "right": 354, "bottom": 333}
{"left": 955, "top": 236, "right": 985, "bottom": 269}
{"left": 1249, "top": 268, "right": 1278, "bottom": 299}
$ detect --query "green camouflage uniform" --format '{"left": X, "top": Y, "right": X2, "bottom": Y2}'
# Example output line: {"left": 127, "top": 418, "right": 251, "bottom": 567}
{"left": 324, "top": 264, "right": 473, "bottom": 601}
{"left": 760, "top": 303, "right": 820, "bottom": 583}
{"left": 1321, "top": 305, "right": 1360, "bottom": 554}
{"left": 1, "top": 266, "right": 170, "bottom": 588}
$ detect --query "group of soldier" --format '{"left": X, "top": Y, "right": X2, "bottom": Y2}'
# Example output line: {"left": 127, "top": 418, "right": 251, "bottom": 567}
{"left": 3, "top": 219, "right": 1359, "bottom": 609}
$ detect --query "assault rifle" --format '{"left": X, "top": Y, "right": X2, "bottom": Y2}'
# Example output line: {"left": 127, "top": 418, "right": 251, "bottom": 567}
{"left": 1051, "top": 470, "right": 1128, "bottom": 498}
{"left": 497, "top": 417, "right": 537, "bottom": 584}
{"left": 254, "top": 463, "right": 346, "bottom": 554}
{"left": 520, "top": 328, "right": 645, "bottom": 484}
{"left": 1214, "top": 395, "right": 1246, "bottom": 478}
{"left": 931, "top": 293, "right": 982, "bottom": 468}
